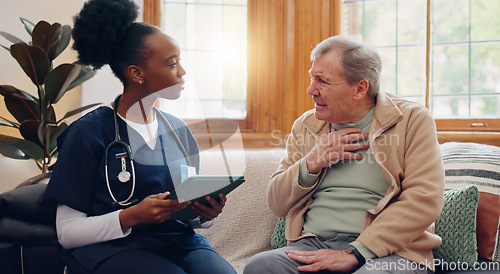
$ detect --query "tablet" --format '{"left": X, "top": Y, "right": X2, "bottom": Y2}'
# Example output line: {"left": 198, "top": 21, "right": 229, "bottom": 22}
{"left": 166, "top": 175, "right": 245, "bottom": 220}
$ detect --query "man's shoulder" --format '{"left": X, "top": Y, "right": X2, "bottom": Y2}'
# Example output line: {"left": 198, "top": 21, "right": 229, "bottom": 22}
{"left": 291, "top": 109, "right": 327, "bottom": 135}
{"left": 383, "top": 92, "right": 428, "bottom": 111}
{"left": 379, "top": 92, "right": 431, "bottom": 119}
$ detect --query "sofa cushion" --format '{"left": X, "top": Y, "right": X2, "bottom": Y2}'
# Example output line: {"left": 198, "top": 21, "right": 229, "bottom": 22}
{"left": 196, "top": 148, "right": 285, "bottom": 273}
{"left": 271, "top": 216, "right": 287, "bottom": 249}
{"left": 440, "top": 142, "right": 500, "bottom": 262}
{"left": 433, "top": 185, "right": 479, "bottom": 265}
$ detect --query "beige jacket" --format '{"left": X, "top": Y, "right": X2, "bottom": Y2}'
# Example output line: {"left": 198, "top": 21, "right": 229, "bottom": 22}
{"left": 268, "top": 92, "right": 445, "bottom": 269}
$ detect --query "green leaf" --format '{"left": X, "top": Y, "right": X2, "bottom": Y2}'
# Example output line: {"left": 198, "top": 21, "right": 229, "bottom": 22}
{"left": 4, "top": 94, "right": 40, "bottom": 123}
{"left": 20, "top": 17, "right": 35, "bottom": 36}
{"left": 0, "top": 85, "right": 38, "bottom": 102}
{"left": 0, "top": 120, "right": 17, "bottom": 127}
{"left": 31, "top": 21, "right": 54, "bottom": 55}
{"left": 45, "top": 63, "right": 82, "bottom": 104}
{"left": 0, "top": 115, "right": 20, "bottom": 128}
{"left": 10, "top": 43, "right": 50, "bottom": 87}
{"left": 66, "top": 65, "right": 97, "bottom": 92}
{"left": 58, "top": 103, "right": 102, "bottom": 123}
{"left": 19, "top": 120, "right": 42, "bottom": 146}
{"left": 52, "top": 25, "right": 71, "bottom": 60}
{"left": 0, "top": 134, "right": 44, "bottom": 160}
{"left": 0, "top": 31, "right": 24, "bottom": 44}
{"left": 48, "top": 123, "right": 67, "bottom": 156}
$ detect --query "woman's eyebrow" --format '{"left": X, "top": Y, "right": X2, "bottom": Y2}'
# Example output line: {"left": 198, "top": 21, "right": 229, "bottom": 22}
{"left": 165, "top": 54, "right": 179, "bottom": 62}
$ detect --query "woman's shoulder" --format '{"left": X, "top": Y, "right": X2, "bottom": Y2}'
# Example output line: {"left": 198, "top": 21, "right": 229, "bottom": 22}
{"left": 59, "top": 106, "right": 114, "bottom": 142}
{"left": 69, "top": 106, "right": 114, "bottom": 130}
{"left": 156, "top": 109, "right": 190, "bottom": 130}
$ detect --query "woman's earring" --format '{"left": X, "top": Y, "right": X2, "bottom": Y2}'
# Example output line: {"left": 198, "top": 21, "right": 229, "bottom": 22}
{"left": 139, "top": 80, "right": 143, "bottom": 84}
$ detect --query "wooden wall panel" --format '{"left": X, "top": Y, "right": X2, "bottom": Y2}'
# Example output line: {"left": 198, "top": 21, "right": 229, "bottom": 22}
{"left": 244, "top": 0, "right": 342, "bottom": 147}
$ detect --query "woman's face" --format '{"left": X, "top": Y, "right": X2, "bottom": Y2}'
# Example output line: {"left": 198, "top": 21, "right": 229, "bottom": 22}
{"left": 141, "top": 31, "right": 186, "bottom": 100}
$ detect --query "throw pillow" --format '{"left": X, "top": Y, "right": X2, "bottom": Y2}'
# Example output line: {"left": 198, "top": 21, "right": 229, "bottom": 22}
{"left": 271, "top": 216, "right": 287, "bottom": 249}
{"left": 433, "top": 185, "right": 479, "bottom": 265}
{"left": 440, "top": 142, "right": 500, "bottom": 262}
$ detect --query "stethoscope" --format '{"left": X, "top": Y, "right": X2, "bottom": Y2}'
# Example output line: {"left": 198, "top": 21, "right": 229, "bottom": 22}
{"left": 105, "top": 95, "right": 191, "bottom": 206}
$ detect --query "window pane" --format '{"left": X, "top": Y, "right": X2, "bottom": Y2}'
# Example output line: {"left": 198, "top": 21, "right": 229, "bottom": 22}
{"left": 378, "top": 48, "right": 396, "bottom": 94}
{"left": 471, "top": 42, "right": 500, "bottom": 94}
{"left": 432, "top": 96, "right": 471, "bottom": 118}
{"left": 225, "top": 52, "right": 247, "bottom": 100}
{"left": 223, "top": 100, "right": 246, "bottom": 118}
{"left": 186, "top": 4, "right": 223, "bottom": 51}
{"left": 363, "top": 0, "right": 397, "bottom": 47}
{"left": 433, "top": 0, "right": 469, "bottom": 43}
{"left": 471, "top": 95, "right": 500, "bottom": 117}
{"left": 343, "top": 0, "right": 425, "bottom": 102}
{"left": 432, "top": 44, "right": 469, "bottom": 95}
{"left": 398, "top": 0, "right": 426, "bottom": 45}
{"left": 397, "top": 46, "right": 426, "bottom": 97}
{"left": 471, "top": 0, "right": 500, "bottom": 40}
{"left": 161, "top": 1, "right": 247, "bottom": 119}
{"left": 187, "top": 0, "right": 223, "bottom": 4}
{"left": 163, "top": 3, "right": 187, "bottom": 48}
{"left": 186, "top": 51, "right": 224, "bottom": 100}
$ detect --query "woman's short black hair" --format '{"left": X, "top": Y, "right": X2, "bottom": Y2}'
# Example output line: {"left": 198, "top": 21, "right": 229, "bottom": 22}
{"left": 72, "top": 0, "right": 158, "bottom": 84}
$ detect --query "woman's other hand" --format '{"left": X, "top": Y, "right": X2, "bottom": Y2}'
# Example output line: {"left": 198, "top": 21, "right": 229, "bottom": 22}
{"left": 191, "top": 193, "right": 227, "bottom": 224}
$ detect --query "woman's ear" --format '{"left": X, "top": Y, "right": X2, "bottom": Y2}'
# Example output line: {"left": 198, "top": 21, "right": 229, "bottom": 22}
{"left": 127, "top": 65, "right": 144, "bottom": 85}
{"left": 353, "top": 80, "right": 369, "bottom": 100}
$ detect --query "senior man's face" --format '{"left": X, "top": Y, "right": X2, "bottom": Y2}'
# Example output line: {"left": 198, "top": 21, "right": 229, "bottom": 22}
{"left": 307, "top": 50, "right": 359, "bottom": 124}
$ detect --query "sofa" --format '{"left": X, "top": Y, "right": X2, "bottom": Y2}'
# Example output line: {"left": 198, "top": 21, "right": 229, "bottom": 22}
{"left": 0, "top": 142, "right": 499, "bottom": 273}
{"left": 195, "top": 143, "right": 500, "bottom": 273}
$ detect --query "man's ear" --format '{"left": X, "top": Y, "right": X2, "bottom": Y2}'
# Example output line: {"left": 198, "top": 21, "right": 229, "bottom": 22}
{"left": 127, "top": 65, "right": 144, "bottom": 85}
{"left": 353, "top": 80, "right": 369, "bottom": 100}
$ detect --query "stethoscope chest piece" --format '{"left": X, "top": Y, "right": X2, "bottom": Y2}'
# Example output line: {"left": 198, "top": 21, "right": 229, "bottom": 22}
{"left": 118, "top": 170, "right": 131, "bottom": 183}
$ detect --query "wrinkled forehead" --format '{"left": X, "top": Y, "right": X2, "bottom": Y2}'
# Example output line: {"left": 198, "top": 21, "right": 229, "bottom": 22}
{"left": 309, "top": 51, "right": 345, "bottom": 77}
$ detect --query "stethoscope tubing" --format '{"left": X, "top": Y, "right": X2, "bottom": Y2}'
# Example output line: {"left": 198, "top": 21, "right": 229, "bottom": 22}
{"left": 105, "top": 95, "right": 191, "bottom": 207}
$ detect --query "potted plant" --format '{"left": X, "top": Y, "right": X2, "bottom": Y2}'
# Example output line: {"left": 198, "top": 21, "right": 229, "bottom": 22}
{"left": 0, "top": 18, "right": 99, "bottom": 173}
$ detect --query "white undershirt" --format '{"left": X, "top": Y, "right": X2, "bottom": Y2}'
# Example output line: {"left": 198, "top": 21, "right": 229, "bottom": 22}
{"left": 117, "top": 112, "right": 158, "bottom": 150}
{"left": 55, "top": 112, "right": 213, "bottom": 249}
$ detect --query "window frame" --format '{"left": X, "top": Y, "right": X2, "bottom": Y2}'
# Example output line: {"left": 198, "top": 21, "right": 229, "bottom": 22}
{"left": 145, "top": 0, "right": 500, "bottom": 147}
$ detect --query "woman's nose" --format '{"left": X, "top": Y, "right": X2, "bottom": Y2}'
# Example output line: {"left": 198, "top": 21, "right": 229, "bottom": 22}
{"left": 178, "top": 63, "right": 186, "bottom": 77}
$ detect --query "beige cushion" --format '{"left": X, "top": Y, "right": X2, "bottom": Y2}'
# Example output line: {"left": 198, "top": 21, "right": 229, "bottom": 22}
{"left": 196, "top": 148, "right": 285, "bottom": 273}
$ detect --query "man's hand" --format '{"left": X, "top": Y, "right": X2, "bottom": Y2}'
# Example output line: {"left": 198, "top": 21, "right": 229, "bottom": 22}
{"left": 285, "top": 249, "right": 360, "bottom": 272}
{"left": 306, "top": 127, "right": 370, "bottom": 174}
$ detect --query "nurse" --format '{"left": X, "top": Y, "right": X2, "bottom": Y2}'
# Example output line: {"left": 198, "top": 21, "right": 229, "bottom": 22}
{"left": 44, "top": 0, "right": 236, "bottom": 273}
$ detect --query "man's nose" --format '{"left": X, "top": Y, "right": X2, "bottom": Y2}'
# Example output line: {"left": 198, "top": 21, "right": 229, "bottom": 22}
{"left": 307, "top": 82, "right": 318, "bottom": 96}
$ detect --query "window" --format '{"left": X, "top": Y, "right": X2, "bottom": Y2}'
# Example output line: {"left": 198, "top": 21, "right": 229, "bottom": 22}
{"left": 146, "top": 0, "right": 341, "bottom": 148}
{"left": 159, "top": 0, "right": 248, "bottom": 119}
{"left": 342, "top": 0, "right": 500, "bottom": 138}
{"left": 145, "top": 0, "right": 499, "bottom": 147}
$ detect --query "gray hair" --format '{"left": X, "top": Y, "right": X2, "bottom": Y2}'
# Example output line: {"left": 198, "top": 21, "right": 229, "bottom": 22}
{"left": 310, "top": 35, "right": 382, "bottom": 98}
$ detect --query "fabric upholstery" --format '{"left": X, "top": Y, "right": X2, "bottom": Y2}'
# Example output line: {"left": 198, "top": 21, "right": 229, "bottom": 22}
{"left": 196, "top": 148, "right": 285, "bottom": 273}
{"left": 433, "top": 185, "right": 479, "bottom": 265}
{"left": 441, "top": 142, "right": 500, "bottom": 262}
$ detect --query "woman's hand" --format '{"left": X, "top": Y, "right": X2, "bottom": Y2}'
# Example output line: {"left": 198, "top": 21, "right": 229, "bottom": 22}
{"left": 191, "top": 193, "right": 227, "bottom": 224}
{"left": 119, "top": 192, "right": 189, "bottom": 230}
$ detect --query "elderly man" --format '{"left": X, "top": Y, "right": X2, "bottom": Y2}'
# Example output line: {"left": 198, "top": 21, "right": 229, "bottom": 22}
{"left": 244, "top": 35, "right": 445, "bottom": 273}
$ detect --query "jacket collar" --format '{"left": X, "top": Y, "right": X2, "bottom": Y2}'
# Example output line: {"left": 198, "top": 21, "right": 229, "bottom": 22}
{"left": 302, "top": 92, "right": 403, "bottom": 137}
